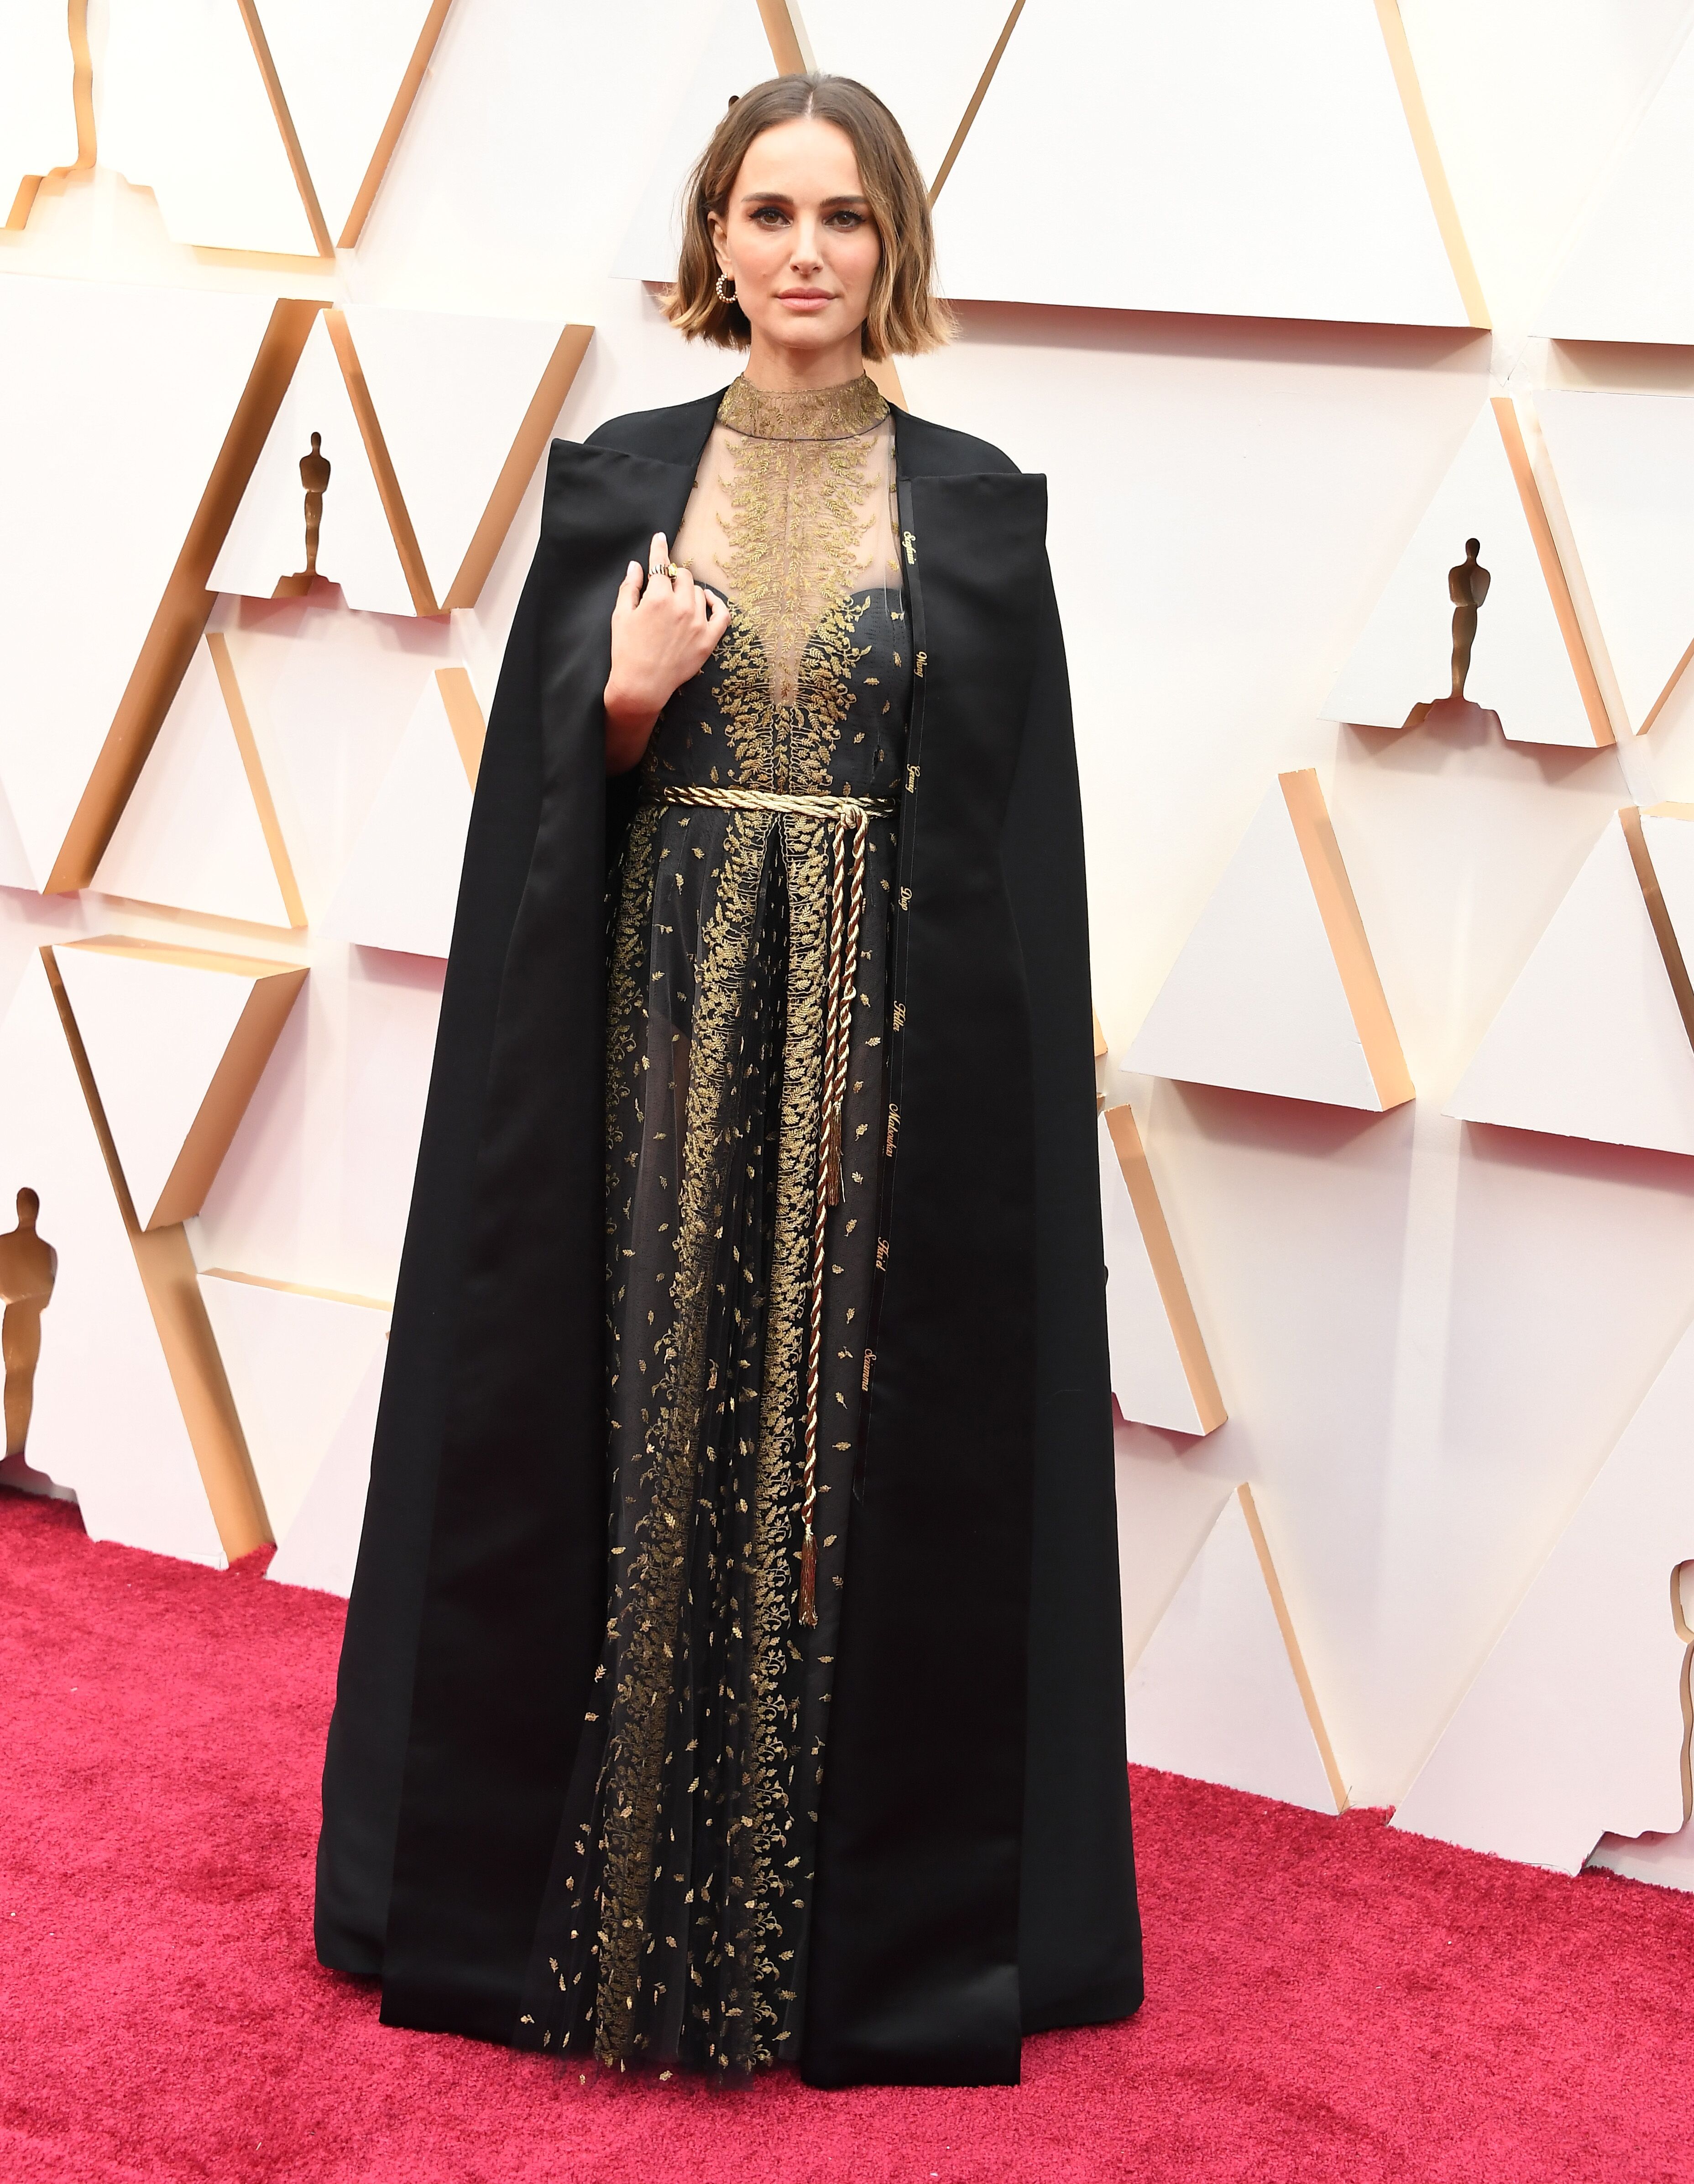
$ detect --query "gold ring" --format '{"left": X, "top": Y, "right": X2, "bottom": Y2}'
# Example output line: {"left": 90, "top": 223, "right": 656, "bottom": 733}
{"left": 649, "top": 561, "right": 686, "bottom": 580}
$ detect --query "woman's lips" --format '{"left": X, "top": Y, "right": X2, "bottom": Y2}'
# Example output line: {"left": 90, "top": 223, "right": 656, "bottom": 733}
{"left": 776, "top": 291, "right": 834, "bottom": 311}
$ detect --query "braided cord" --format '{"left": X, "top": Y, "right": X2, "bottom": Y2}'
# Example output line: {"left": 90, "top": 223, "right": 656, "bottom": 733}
{"left": 651, "top": 784, "right": 889, "bottom": 1626}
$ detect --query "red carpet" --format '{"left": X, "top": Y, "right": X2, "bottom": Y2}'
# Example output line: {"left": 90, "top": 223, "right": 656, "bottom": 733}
{"left": 3, "top": 1488, "right": 1692, "bottom": 2183}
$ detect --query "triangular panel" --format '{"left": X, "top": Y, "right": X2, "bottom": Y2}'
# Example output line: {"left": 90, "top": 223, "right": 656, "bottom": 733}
{"left": 1126, "top": 772, "right": 1412, "bottom": 1112}
{"left": 266, "top": 1332, "right": 387, "bottom": 1596}
{"left": 199, "top": 1271, "right": 390, "bottom": 1548}
{"left": 1124, "top": 1484, "right": 1346, "bottom": 1814}
{"left": 210, "top": 311, "right": 417, "bottom": 616}
{"left": 931, "top": 0, "right": 1469, "bottom": 324}
{"left": 342, "top": 308, "right": 591, "bottom": 609}
{"left": 93, "top": 635, "right": 303, "bottom": 928}
{"left": 1538, "top": 27, "right": 1694, "bottom": 345}
{"left": 320, "top": 670, "right": 479, "bottom": 959}
{"left": 1446, "top": 814, "right": 1694, "bottom": 1156}
{"left": 1536, "top": 388, "right": 1694, "bottom": 735}
{"left": 0, "top": 280, "right": 311, "bottom": 892}
{"left": 1323, "top": 399, "right": 1610, "bottom": 748}
{"left": 1099, "top": 1107, "right": 1224, "bottom": 1436}
{"left": 252, "top": 0, "right": 450, "bottom": 247}
{"left": 95, "top": 0, "right": 319, "bottom": 256}
{"left": 53, "top": 940, "right": 306, "bottom": 1230}
{"left": 1394, "top": 1313, "right": 1694, "bottom": 1871}
{"left": 0, "top": 956, "right": 225, "bottom": 1565}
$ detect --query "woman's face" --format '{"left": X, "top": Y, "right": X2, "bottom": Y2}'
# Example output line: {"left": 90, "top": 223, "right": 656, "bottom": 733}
{"left": 709, "top": 116, "right": 882, "bottom": 364}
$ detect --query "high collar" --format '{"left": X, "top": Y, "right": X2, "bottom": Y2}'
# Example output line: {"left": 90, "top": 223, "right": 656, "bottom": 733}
{"left": 716, "top": 372, "right": 889, "bottom": 443}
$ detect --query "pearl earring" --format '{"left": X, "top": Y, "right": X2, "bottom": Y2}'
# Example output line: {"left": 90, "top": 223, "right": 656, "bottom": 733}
{"left": 715, "top": 272, "right": 736, "bottom": 304}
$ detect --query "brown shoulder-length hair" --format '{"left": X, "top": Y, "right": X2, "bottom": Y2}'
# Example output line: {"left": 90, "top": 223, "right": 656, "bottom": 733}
{"left": 666, "top": 74, "right": 953, "bottom": 361}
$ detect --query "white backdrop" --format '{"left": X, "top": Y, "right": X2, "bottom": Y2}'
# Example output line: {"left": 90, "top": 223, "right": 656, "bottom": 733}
{"left": 6, "top": 0, "right": 1694, "bottom": 1874}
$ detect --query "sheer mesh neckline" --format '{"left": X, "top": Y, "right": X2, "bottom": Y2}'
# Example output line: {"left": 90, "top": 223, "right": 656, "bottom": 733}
{"left": 716, "top": 372, "right": 889, "bottom": 443}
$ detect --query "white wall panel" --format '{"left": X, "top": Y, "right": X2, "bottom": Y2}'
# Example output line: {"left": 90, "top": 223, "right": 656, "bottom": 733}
{"left": 191, "top": 942, "right": 443, "bottom": 1303}
{"left": 54, "top": 940, "right": 305, "bottom": 1230}
{"left": 265, "top": 1332, "right": 386, "bottom": 1596}
{"left": 92, "top": 637, "right": 298, "bottom": 928}
{"left": 341, "top": 306, "right": 579, "bottom": 608}
{"left": 1536, "top": 388, "right": 1694, "bottom": 736}
{"left": 0, "top": 277, "right": 280, "bottom": 891}
{"left": 1124, "top": 1484, "right": 1346, "bottom": 1814}
{"left": 252, "top": 0, "right": 444, "bottom": 247}
{"left": 95, "top": 0, "right": 318, "bottom": 257}
{"left": 0, "top": 0, "right": 78, "bottom": 208}
{"left": 1397, "top": 0, "right": 1692, "bottom": 341}
{"left": 1125, "top": 777, "right": 1404, "bottom": 1112}
{"left": 1394, "top": 1314, "right": 1694, "bottom": 1870}
{"left": 356, "top": 0, "right": 730, "bottom": 318}
{"left": 199, "top": 1271, "right": 388, "bottom": 1546}
{"left": 0, "top": 955, "right": 224, "bottom": 1564}
{"left": 1538, "top": 17, "right": 1694, "bottom": 343}
{"left": 223, "top": 595, "right": 454, "bottom": 920}
{"left": 1446, "top": 815, "right": 1694, "bottom": 1157}
{"left": 932, "top": 0, "right": 1467, "bottom": 324}
{"left": 320, "top": 671, "right": 474, "bottom": 961}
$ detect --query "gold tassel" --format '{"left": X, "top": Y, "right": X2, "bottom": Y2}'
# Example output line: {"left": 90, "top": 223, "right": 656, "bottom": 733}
{"left": 799, "top": 1527, "right": 818, "bottom": 1626}
{"left": 823, "top": 1108, "right": 843, "bottom": 1206}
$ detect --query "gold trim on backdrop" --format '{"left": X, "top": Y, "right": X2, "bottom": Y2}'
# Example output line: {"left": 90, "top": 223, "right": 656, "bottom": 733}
{"left": 442, "top": 322, "right": 595, "bottom": 608}
{"left": 335, "top": 0, "right": 457, "bottom": 248}
{"left": 323, "top": 307, "right": 439, "bottom": 615}
{"left": 1278, "top": 768, "right": 1415, "bottom": 1111}
{"left": 42, "top": 948, "right": 271, "bottom": 1560}
{"left": 58, "top": 937, "right": 308, "bottom": 1230}
{"left": 1620, "top": 806, "right": 1694, "bottom": 1054}
{"left": 756, "top": 0, "right": 812, "bottom": 76}
{"left": 201, "top": 1267, "right": 392, "bottom": 1314}
{"left": 68, "top": 0, "right": 96, "bottom": 170}
{"left": 434, "top": 667, "right": 487, "bottom": 789}
{"left": 1491, "top": 396, "right": 1615, "bottom": 747}
{"left": 1370, "top": 0, "right": 1489, "bottom": 329}
{"left": 929, "top": 0, "right": 1026, "bottom": 203}
{"left": 208, "top": 632, "right": 308, "bottom": 928}
{"left": 235, "top": 0, "right": 335, "bottom": 258}
{"left": 1236, "top": 1483, "right": 1349, "bottom": 1812}
{"left": 1103, "top": 1102, "right": 1227, "bottom": 1437}
{"left": 46, "top": 298, "right": 324, "bottom": 896}
{"left": 5, "top": 0, "right": 97, "bottom": 232}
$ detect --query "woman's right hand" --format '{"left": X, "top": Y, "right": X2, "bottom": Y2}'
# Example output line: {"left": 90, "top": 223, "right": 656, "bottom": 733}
{"left": 603, "top": 532, "right": 732, "bottom": 775}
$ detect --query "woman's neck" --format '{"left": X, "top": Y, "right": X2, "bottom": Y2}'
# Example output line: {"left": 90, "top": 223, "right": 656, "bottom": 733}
{"left": 741, "top": 328, "right": 866, "bottom": 393}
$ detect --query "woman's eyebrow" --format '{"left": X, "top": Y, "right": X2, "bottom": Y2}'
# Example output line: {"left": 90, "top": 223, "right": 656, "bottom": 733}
{"left": 737, "top": 191, "right": 870, "bottom": 208}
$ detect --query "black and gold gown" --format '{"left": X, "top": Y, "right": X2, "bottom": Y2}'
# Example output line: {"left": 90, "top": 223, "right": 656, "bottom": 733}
{"left": 526, "top": 373, "right": 909, "bottom": 2071}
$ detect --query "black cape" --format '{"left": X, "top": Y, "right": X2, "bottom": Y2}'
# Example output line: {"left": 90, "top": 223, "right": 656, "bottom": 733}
{"left": 314, "top": 387, "right": 1143, "bottom": 2087}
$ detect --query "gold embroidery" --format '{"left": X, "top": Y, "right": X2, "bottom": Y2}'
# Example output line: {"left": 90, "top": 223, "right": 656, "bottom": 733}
{"left": 583, "top": 379, "right": 906, "bottom": 2071}
{"left": 593, "top": 816, "right": 769, "bottom": 2057}
{"left": 716, "top": 372, "right": 888, "bottom": 444}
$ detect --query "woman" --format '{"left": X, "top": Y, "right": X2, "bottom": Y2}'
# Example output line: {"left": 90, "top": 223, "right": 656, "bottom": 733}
{"left": 314, "top": 73, "right": 1141, "bottom": 2088}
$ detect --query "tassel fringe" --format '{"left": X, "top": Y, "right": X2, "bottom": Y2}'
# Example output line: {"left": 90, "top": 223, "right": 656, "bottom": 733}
{"left": 799, "top": 1528, "right": 818, "bottom": 1627}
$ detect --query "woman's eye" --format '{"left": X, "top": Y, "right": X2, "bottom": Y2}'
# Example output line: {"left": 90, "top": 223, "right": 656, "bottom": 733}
{"left": 826, "top": 211, "right": 865, "bottom": 229}
{"left": 751, "top": 207, "right": 789, "bottom": 226}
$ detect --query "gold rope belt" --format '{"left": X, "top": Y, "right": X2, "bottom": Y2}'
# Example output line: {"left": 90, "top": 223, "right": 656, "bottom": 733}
{"left": 650, "top": 782, "right": 896, "bottom": 1626}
